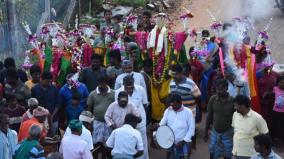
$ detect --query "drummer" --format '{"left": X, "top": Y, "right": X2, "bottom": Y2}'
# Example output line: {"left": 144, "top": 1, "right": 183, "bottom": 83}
{"left": 106, "top": 113, "right": 144, "bottom": 159}
{"left": 158, "top": 93, "right": 195, "bottom": 159}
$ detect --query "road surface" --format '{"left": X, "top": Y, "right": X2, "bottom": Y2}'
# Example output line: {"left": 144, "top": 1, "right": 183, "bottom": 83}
{"left": 149, "top": 0, "right": 284, "bottom": 158}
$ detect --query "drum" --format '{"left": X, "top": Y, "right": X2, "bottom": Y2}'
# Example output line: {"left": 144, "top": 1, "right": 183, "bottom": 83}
{"left": 43, "top": 136, "right": 60, "bottom": 156}
{"left": 153, "top": 126, "right": 175, "bottom": 149}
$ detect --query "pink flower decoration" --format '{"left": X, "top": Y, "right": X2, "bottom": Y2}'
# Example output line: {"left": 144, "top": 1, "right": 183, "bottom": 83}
{"left": 190, "top": 29, "right": 197, "bottom": 38}
{"left": 191, "top": 50, "right": 210, "bottom": 57}
{"left": 126, "top": 16, "right": 138, "bottom": 24}
{"left": 210, "top": 22, "right": 222, "bottom": 30}
{"left": 258, "top": 31, "right": 269, "bottom": 40}
{"left": 180, "top": 12, "right": 194, "bottom": 19}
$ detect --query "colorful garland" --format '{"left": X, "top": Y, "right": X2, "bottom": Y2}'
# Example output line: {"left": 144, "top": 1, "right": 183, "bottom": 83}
{"left": 152, "top": 45, "right": 171, "bottom": 86}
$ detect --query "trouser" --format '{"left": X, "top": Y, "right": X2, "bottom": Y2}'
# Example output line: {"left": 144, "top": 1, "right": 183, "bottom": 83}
{"left": 136, "top": 126, "right": 149, "bottom": 159}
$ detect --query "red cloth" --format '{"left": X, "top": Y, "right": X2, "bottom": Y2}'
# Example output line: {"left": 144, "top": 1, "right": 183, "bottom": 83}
{"left": 82, "top": 43, "right": 93, "bottom": 67}
{"left": 174, "top": 32, "right": 187, "bottom": 52}
{"left": 257, "top": 71, "right": 278, "bottom": 98}
{"left": 135, "top": 32, "right": 149, "bottom": 51}
{"left": 51, "top": 48, "right": 63, "bottom": 81}
{"left": 257, "top": 71, "right": 278, "bottom": 128}
{"left": 189, "top": 59, "right": 204, "bottom": 84}
{"left": 233, "top": 45, "right": 247, "bottom": 69}
{"left": 251, "top": 61, "right": 261, "bottom": 113}
{"left": 18, "top": 118, "right": 47, "bottom": 142}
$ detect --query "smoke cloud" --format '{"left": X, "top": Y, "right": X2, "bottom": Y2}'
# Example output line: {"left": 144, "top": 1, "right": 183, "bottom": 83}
{"left": 224, "top": 0, "right": 275, "bottom": 21}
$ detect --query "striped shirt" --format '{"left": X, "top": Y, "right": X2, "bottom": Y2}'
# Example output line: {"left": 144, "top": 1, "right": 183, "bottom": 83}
{"left": 169, "top": 78, "right": 201, "bottom": 115}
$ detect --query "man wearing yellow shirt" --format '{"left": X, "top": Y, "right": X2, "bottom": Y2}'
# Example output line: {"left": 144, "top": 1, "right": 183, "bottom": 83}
{"left": 232, "top": 95, "right": 269, "bottom": 159}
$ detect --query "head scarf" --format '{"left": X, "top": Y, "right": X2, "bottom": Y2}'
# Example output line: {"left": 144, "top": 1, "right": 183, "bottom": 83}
{"left": 69, "top": 119, "right": 83, "bottom": 130}
{"left": 79, "top": 111, "right": 94, "bottom": 124}
{"left": 33, "top": 107, "right": 49, "bottom": 117}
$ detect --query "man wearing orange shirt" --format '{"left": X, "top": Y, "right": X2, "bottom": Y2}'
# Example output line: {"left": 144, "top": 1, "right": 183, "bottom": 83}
{"left": 18, "top": 107, "right": 49, "bottom": 142}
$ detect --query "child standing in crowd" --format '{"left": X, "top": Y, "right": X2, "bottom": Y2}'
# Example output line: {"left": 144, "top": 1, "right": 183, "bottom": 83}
{"left": 272, "top": 76, "right": 284, "bottom": 146}
{"left": 65, "top": 90, "right": 85, "bottom": 123}
{"left": 2, "top": 94, "right": 26, "bottom": 131}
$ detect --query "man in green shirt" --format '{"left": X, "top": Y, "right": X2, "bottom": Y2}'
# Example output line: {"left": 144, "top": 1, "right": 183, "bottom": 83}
{"left": 87, "top": 74, "right": 114, "bottom": 159}
{"left": 204, "top": 79, "right": 235, "bottom": 159}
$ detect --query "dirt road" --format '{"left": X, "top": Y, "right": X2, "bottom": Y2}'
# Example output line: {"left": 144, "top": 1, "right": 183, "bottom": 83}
{"left": 149, "top": 0, "right": 284, "bottom": 158}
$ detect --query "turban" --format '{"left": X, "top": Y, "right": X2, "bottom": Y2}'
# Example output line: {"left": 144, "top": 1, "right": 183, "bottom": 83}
{"left": 79, "top": 111, "right": 94, "bottom": 124}
{"left": 33, "top": 107, "right": 49, "bottom": 117}
{"left": 69, "top": 119, "right": 83, "bottom": 131}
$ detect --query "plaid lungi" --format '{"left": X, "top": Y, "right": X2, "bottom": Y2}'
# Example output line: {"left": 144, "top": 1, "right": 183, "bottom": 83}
{"left": 167, "top": 142, "right": 190, "bottom": 159}
{"left": 208, "top": 128, "right": 233, "bottom": 159}
{"left": 92, "top": 120, "right": 111, "bottom": 144}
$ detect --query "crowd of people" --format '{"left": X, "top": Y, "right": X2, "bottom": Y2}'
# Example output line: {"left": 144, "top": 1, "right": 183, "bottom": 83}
{"left": 0, "top": 8, "right": 283, "bottom": 159}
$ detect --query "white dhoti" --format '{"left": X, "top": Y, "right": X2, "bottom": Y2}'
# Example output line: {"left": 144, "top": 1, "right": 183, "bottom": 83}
{"left": 136, "top": 107, "right": 149, "bottom": 159}
{"left": 136, "top": 125, "right": 148, "bottom": 159}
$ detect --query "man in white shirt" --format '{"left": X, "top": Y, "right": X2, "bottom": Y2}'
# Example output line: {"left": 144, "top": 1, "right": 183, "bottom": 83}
{"left": 158, "top": 93, "right": 195, "bottom": 159}
{"left": 0, "top": 114, "right": 18, "bottom": 159}
{"left": 106, "top": 113, "right": 144, "bottom": 159}
{"left": 63, "top": 111, "right": 94, "bottom": 151}
{"left": 105, "top": 91, "right": 140, "bottom": 129}
{"left": 114, "top": 60, "right": 146, "bottom": 91}
{"left": 60, "top": 119, "right": 93, "bottom": 159}
{"left": 115, "top": 75, "right": 149, "bottom": 159}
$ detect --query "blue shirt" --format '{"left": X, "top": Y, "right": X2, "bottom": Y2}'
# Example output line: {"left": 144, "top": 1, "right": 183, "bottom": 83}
{"left": 78, "top": 68, "right": 106, "bottom": 92}
{"left": 207, "top": 41, "right": 216, "bottom": 53}
{"left": 66, "top": 105, "right": 84, "bottom": 122}
{"left": 31, "top": 84, "right": 60, "bottom": 121}
{"left": 59, "top": 83, "right": 89, "bottom": 109}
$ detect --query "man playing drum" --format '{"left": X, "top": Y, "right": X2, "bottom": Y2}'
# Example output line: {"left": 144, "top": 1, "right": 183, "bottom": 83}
{"left": 155, "top": 93, "right": 195, "bottom": 159}
{"left": 106, "top": 113, "right": 144, "bottom": 159}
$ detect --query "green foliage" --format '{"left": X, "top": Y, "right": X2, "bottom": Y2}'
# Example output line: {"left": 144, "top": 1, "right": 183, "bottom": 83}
{"left": 15, "top": 0, "right": 44, "bottom": 32}
{"left": 81, "top": 17, "right": 101, "bottom": 25}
